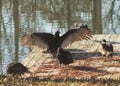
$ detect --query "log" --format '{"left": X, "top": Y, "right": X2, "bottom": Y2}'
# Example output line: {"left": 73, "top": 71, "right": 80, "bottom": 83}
{"left": 22, "top": 34, "right": 120, "bottom": 72}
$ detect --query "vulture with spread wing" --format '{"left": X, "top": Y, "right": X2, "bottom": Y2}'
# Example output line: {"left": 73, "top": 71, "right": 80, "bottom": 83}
{"left": 22, "top": 24, "right": 92, "bottom": 53}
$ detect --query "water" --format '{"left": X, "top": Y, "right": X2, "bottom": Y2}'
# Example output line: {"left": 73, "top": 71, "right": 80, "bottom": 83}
{"left": 0, "top": 0, "right": 120, "bottom": 74}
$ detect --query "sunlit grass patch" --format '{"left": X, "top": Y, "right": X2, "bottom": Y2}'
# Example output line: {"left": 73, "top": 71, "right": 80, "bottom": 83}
{"left": 1, "top": 57, "right": 120, "bottom": 86}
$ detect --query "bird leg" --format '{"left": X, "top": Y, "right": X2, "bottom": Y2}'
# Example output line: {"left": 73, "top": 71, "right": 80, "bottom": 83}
{"left": 58, "top": 64, "right": 62, "bottom": 75}
{"left": 108, "top": 52, "right": 113, "bottom": 58}
{"left": 102, "top": 52, "right": 112, "bottom": 65}
{"left": 64, "top": 67, "right": 70, "bottom": 81}
{"left": 101, "top": 54, "right": 107, "bottom": 65}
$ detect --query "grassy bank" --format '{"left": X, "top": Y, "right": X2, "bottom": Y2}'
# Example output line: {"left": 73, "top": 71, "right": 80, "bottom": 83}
{"left": 0, "top": 75, "right": 120, "bottom": 86}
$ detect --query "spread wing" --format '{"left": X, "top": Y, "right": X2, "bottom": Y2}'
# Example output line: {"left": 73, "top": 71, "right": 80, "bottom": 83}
{"left": 61, "top": 27, "right": 92, "bottom": 48}
{"left": 21, "top": 32, "right": 54, "bottom": 49}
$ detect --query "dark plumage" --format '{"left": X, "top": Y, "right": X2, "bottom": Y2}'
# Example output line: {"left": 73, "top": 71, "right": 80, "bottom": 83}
{"left": 21, "top": 24, "right": 92, "bottom": 53}
{"left": 100, "top": 39, "right": 113, "bottom": 58}
{"left": 6, "top": 63, "right": 29, "bottom": 76}
{"left": 56, "top": 47, "right": 73, "bottom": 80}
{"left": 56, "top": 47, "right": 73, "bottom": 65}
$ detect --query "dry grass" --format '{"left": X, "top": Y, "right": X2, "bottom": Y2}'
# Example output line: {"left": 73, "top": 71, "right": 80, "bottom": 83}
{"left": 32, "top": 56, "right": 120, "bottom": 80}
{"left": 0, "top": 75, "right": 120, "bottom": 86}
{"left": 1, "top": 56, "right": 120, "bottom": 86}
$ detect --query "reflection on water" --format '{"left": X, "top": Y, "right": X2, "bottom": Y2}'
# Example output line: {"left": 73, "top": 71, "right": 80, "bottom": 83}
{"left": 0, "top": 0, "right": 120, "bottom": 74}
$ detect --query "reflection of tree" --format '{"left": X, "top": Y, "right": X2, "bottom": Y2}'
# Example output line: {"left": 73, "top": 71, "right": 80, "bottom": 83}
{"left": 32, "top": 0, "right": 37, "bottom": 31}
{"left": 110, "top": 1, "right": 115, "bottom": 33}
{"left": 11, "top": 0, "right": 94, "bottom": 33}
{"left": 104, "top": 0, "right": 116, "bottom": 34}
{"left": 13, "top": 0, "right": 19, "bottom": 63}
{"left": 0, "top": 0, "right": 1, "bottom": 41}
{"left": 38, "top": 0, "right": 93, "bottom": 30}
{"left": 65, "top": 0, "right": 71, "bottom": 30}
{"left": 0, "top": 0, "right": 2, "bottom": 63}
{"left": 2, "top": 0, "right": 120, "bottom": 34}
{"left": 92, "top": 0, "right": 102, "bottom": 34}
{"left": 0, "top": 0, "right": 6, "bottom": 37}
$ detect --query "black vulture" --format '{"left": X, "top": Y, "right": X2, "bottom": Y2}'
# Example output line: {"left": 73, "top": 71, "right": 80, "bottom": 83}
{"left": 6, "top": 63, "right": 30, "bottom": 76}
{"left": 21, "top": 24, "right": 92, "bottom": 53}
{"left": 56, "top": 47, "right": 73, "bottom": 80}
{"left": 56, "top": 47, "right": 73, "bottom": 65}
{"left": 100, "top": 39, "right": 113, "bottom": 58}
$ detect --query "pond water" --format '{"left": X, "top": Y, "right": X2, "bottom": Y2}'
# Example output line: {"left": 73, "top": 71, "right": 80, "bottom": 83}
{"left": 0, "top": 0, "right": 120, "bottom": 74}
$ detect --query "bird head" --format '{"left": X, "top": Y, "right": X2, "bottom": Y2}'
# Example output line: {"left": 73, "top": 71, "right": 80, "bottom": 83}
{"left": 55, "top": 31, "right": 60, "bottom": 37}
{"left": 101, "top": 39, "right": 106, "bottom": 44}
{"left": 21, "top": 34, "right": 31, "bottom": 46}
{"left": 6, "top": 63, "right": 15, "bottom": 70}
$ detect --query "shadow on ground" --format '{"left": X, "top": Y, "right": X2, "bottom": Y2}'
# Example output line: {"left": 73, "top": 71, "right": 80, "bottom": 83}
{"left": 72, "top": 66, "right": 109, "bottom": 73}
{"left": 65, "top": 48, "right": 120, "bottom": 59}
